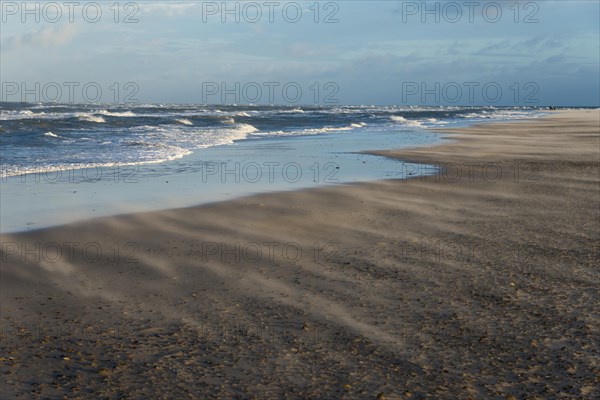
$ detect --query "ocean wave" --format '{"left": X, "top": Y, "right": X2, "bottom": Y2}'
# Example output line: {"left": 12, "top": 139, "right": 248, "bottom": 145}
{"left": 390, "top": 116, "right": 424, "bottom": 127}
{"left": 163, "top": 123, "right": 259, "bottom": 149}
{"left": 97, "top": 110, "right": 136, "bottom": 117}
{"left": 255, "top": 122, "right": 366, "bottom": 137}
{"left": 1, "top": 105, "right": 545, "bottom": 178}
{"left": 296, "top": 124, "right": 365, "bottom": 135}
{"left": 126, "top": 123, "right": 258, "bottom": 149}
{"left": 0, "top": 150, "right": 193, "bottom": 179}
{"left": 460, "top": 112, "right": 485, "bottom": 119}
{"left": 458, "top": 110, "right": 539, "bottom": 121}
{"left": 0, "top": 110, "right": 50, "bottom": 120}
{"left": 232, "top": 123, "right": 259, "bottom": 136}
{"left": 278, "top": 108, "right": 304, "bottom": 114}
{"left": 77, "top": 114, "right": 106, "bottom": 123}
{"left": 390, "top": 116, "right": 408, "bottom": 123}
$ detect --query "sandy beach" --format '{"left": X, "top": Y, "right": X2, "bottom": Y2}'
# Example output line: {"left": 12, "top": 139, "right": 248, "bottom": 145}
{"left": 1, "top": 109, "right": 598, "bottom": 399}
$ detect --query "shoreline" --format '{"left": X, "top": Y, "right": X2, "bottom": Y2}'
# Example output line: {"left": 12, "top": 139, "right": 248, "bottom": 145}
{"left": 1, "top": 109, "right": 599, "bottom": 398}
{"left": 0, "top": 111, "right": 546, "bottom": 233}
{"left": 0, "top": 117, "right": 446, "bottom": 233}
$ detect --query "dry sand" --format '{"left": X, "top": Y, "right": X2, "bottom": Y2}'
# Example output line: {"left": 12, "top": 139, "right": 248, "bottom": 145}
{"left": 1, "top": 110, "right": 599, "bottom": 399}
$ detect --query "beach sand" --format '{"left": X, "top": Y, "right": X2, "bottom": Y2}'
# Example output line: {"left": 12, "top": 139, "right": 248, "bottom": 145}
{"left": 1, "top": 110, "right": 598, "bottom": 399}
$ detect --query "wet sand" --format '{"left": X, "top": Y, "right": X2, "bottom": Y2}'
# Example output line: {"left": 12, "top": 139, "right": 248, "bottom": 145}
{"left": 1, "top": 110, "right": 599, "bottom": 399}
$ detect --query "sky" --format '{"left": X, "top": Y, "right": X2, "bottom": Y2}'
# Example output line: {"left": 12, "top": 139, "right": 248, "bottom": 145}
{"left": 1, "top": 0, "right": 599, "bottom": 106}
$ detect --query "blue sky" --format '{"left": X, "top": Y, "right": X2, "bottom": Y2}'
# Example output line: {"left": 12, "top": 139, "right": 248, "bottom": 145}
{"left": 1, "top": 1, "right": 599, "bottom": 105}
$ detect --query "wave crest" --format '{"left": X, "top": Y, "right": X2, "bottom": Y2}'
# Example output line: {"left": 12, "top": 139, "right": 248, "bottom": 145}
{"left": 77, "top": 114, "right": 106, "bottom": 123}
{"left": 97, "top": 110, "right": 136, "bottom": 117}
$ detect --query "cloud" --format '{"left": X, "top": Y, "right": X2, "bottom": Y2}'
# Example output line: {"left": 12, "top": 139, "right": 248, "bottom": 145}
{"left": 474, "top": 34, "right": 569, "bottom": 57}
{"left": 139, "top": 3, "right": 198, "bottom": 17}
{"left": 2, "top": 24, "right": 78, "bottom": 51}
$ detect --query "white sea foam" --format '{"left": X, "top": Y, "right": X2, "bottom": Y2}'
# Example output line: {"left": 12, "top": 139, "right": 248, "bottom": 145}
{"left": 0, "top": 152, "right": 193, "bottom": 179}
{"left": 0, "top": 110, "right": 51, "bottom": 120}
{"left": 44, "top": 131, "right": 59, "bottom": 138}
{"left": 127, "top": 123, "right": 258, "bottom": 151}
{"left": 175, "top": 118, "right": 193, "bottom": 125}
{"left": 77, "top": 114, "right": 106, "bottom": 123}
{"left": 255, "top": 122, "right": 366, "bottom": 137}
{"left": 232, "top": 123, "right": 259, "bottom": 136}
{"left": 279, "top": 108, "right": 304, "bottom": 114}
{"left": 301, "top": 125, "right": 358, "bottom": 134}
{"left": 390, "top": 116, "right": 424, "bottom": 127}
{"left": 97, "top": 110, "right": 136, "bottom": 117}
{"left": 185, "top": 123, "right": 258, "bottom": 147}
{"left": 390, "top": 116, "right": 408, "bottom": 123}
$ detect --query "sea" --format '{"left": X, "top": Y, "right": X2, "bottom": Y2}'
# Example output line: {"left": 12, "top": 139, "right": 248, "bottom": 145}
{"left": 0, "top": 103, "right": 547, "bottom": 231}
